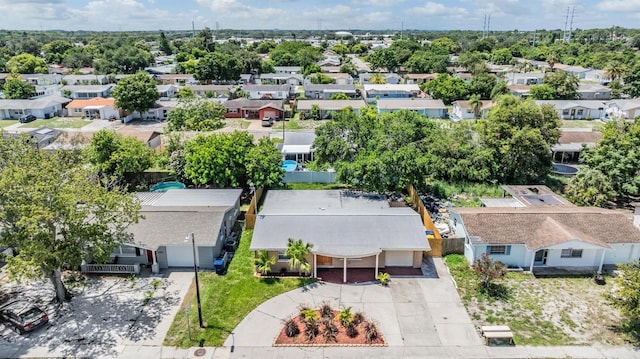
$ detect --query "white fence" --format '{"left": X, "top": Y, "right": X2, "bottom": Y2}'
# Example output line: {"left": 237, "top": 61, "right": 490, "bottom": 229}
{"left": 282, "top": 171, "right": 337, "bottom": 183}
{"left": 81, "top": 263, "right": 140, "bottom": 274}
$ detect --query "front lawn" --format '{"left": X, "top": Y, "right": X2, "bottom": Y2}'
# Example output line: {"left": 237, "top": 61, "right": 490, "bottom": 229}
{"left": 163, "top": 229, "right": 315, "bottom": 348}
{"left": 19, "top": 117, "right": 89, "bottom": 129}
{"left": 0, "top": 120, "right": 19, "bottom": 128}
{"left": 445, "top": 254, "right": 626, "bottom": 346}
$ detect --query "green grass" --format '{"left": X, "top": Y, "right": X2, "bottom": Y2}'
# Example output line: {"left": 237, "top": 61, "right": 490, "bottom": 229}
{"left": 561, "top": 120, "right": 604, "bottom": 131}
{"left": 0, "top": 120, "right": 19, "bottom": 128}
{"left": 19, "top": 117, "right": 89, "bottom": 129}
{"left": 423, "top": 180, "right": 504, "bottom": 207}
{"left": 445, "top": 254, "right": 624, "bottom": 346}
{"left": 163, "top": 229, "right": 315, "bottom": 348}
{"left": 281, "top": 183, "right": 351, "bottom": 190}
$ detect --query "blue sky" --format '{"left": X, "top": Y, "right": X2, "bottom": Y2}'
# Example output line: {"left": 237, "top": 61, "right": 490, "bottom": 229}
{"left": 0, "top": 0, "right": 638, "bottom": 32}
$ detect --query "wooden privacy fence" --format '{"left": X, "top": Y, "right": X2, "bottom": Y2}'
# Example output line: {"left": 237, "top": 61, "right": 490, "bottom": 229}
{"left": 407, "top": 184, "right": 443, "bottom": 257}
{"left": 245, "top": 187, "right": 265, "bottom": 229}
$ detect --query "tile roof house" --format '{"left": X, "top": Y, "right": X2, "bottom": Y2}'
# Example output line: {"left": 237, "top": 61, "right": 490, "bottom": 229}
{"left": 66, "top": 97, "right": 119, "bottom": 120}
{"left": 250, "top": 190, "right": 430, "bottom": 282}
{"left": 449, "top": 186, "right": 640, "bottom": 274}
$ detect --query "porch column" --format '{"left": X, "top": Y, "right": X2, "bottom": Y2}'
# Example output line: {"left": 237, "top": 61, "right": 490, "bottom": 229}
{"left": 597, "top": 249, "right": 606, "bottom": 274}
{"left": 313, "top": 253, "right": 317, "bottom": 278}
{"left": 152, "top": 251, "right": 159, "bottom": 274}
{"left": 375, "top": 253, "right": 379, "bottom": 279}
{"left": 343, "top": 257, "right": 347, "bottom": 283}
{"left": 529, "top": 251, "right": 535, "bottom": 272}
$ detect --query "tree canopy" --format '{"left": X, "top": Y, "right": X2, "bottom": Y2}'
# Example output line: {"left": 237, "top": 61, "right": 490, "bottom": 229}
{"left": 2, "top": 78, "right": 35, "bottom": 99}
{"left": 166, "top": 99, "right": 226, "bottom": 132}
{"left": 111, "top": 71, "right": 160, "bottom": 119}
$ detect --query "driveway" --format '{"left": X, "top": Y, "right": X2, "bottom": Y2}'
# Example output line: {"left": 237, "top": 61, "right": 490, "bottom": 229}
{"left": 225, "top": 258, "right": 485, "bottom": 358}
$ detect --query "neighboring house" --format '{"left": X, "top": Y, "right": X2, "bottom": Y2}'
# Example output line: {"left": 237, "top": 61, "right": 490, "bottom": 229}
{"left": 584, "top": 69, "right": 610, "bottom": 84}
{"left": 0, "top": 95, "right": 70, "bottom": 120}
{"left": 535, "top": 100, "right": 607, "bottom": 120}
{"left": 320, "top": 66, "right": 341, "bottom": 73}
{"left": 508, "top": 84, "right": 531, "bottom": 98}
{"left": 562, "top": 66, "right": 591, "bottom": 79}
{"left": 274, "top": 66, "right": 302, "bottom": 74}
{"left": 42, "top": 131, "right": 93, "bottom": 151}
{"left": 359, "top": 72, "right": 402, "bottom": 85}
{"left": 186, "top": 85, "right": 233, "bottom": 98}
{"left": 311, "top": 73, "right": 354, "bottom": 85}
{"left": 145, "top": 64, "right": 177, "bottom": 75}
{"left": 296, "top": 99, "right": 367, "bottom": 118}
{"left": 250, "top": 190, "right": 430, "bottom": 282}
{"left": 577, "top": 84, "right": 611, "bottom": 100}
{"left": 503, "top": 72, "right": 544, "bottom": 86}
{"left": 280, "top": 131, "right": 316, "bottom": 163}
{"left": 303, "top": 84, "right": 357, "bottom": 100}
{"left": 61, "top": 85, "right": 114, "bottom": 99}
{"left": 453, "top": 72, "right": 473, "bottom": 83}
{"left": 115, "top": 128, "right": 163, "bottom": 150}
{"left": 157, "top": 84, "right": 178, "bottom": 99}
{"left": 239, "top": 73, "right": 257, "bottom": 84}
{"left": 156, "top": 74, "right": 196, "bottom": 85}
{"left": 404, "top": 73, "right": 438, "bottom": 85}
{"left": 140, "top": 99, "right": 180, "bottom": 122}
{"left": 606, "top": 99, "right": 640, "bottom": 119}
{"left": 66, "top": 97, "right": 119, "bottom": 120}
{"left": 363, "top": 84, "right": 421, "bottom": 102}
{"left": 62, "top": 74, "right": 108, "bottom": 85}
{"left": 376, "top": 99, "right": 447, "bottom": 118}
{"left": 243, "top": 84, "right": 291, "bottom": 100}
{"left": 223, "top": 98, "right": 284, "bottom": 119}
{"left": 22, "top": 74, "right": 62, "bottom": 86}
{"left": 450, "top": 100, "right": 495, "bottom": 120}
{"left": 3, "top": 126, "right": 62, "bottom": 149}
{"left": 120, "top": 189, "right": 243, "bottom": 272}
{"left": 552, "top": 129, "right": 602, "bottom": 163}
{"left": 257, "top": 73, "right": 304, "bottom": 86}
{"left": 449, "top": 186, "right": 640, "bottom": 274}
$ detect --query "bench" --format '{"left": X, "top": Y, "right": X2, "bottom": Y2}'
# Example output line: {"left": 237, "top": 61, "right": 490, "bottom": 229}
{"left": 481, "top": 325, "right": 513, "bottom": 346}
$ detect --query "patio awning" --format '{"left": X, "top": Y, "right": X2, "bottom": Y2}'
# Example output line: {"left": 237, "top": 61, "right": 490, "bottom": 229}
{"left": 282, "top": 145, "right": 313, "bottom": 154}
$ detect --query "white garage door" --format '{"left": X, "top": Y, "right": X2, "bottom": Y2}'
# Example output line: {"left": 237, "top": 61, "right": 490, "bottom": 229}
{"left": 385, "top": 251, "right": 413, "bottom": 267}
{"left": 166, "top": 245, "right": 196, "bottom": 267}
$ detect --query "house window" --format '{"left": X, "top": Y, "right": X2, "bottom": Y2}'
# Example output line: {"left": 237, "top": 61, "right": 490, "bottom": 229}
{"left": 577, "top": 109, "right": 584, "bottom": 116}
{"left": 228, "top": 109, "right": 238, "bottom": 113}
{"left": 487, "top": 245, "right": 511, "bottom": 255}
{"left": 562, "top": 110, "right": 569, "bottom": 116}
{"left": 74, "top": 108, "right": 82, "bottom": 113}
{"left": 561, "top": 248, "right": 583, "bottom": 258}
{"left": 112, "top": 245, "right": 138, "bottom": 257}
{"left": 277, "top": 251, "right": 290, "bottom": 262}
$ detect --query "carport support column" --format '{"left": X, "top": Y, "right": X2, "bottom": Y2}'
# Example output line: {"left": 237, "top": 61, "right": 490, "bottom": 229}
{"left": 598, "top": 249, "right": 606, "bottom": 274}
{"left": 152, "top": 251, "right": 159, "bottom": 274}
{"left": 529, "top": 251, "right": 535, "bottom": 272}
{"left": 375, "top": 253, "right": 379, "bottom": 278}
{"left": 313, "top": 253, "right": 317, "bottom": 278}
{"left": 343, "top": 257, "right": 347, "bottom": 283}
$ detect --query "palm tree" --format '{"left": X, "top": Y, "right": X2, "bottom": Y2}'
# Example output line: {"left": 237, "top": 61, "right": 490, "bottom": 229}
{"left": 546, "top": 53, "right": 559, "bottom": 73}
{"left": 604, "top": 62, "right": 627, "bottom": 82}
{"left": 370, "top": 73, "right": 386, "bottom": 84}
{"left": 285, "top": 238, "right": 314, "bottom": 276}
{"left": 469, "top": 94, "right": 483, "bottom": 119}
{"left": 254, "top": 250, "right": 276, "bottom": 275}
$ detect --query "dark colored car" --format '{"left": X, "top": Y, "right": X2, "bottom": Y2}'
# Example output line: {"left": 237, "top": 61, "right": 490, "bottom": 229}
{"left": 18, "top": 115, "right": 36, "bottom": 123}
{"left": 0, "top": 301, "right": 49, "bottom": 334}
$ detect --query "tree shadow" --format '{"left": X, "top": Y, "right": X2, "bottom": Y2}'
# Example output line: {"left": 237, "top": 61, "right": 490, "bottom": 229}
{"left": 609, "top": 320, "right": 640, "bottom": 346}
{"left": 478, "top": 282, "right": 511, "bottom": 300}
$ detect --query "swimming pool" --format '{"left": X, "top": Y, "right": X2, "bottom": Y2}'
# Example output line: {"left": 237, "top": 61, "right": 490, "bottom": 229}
{"left": 150, "top": 181, "right": 186, "bottom": 192}
{"left": 281, "top": 160, "right": 298, "bottom": 172}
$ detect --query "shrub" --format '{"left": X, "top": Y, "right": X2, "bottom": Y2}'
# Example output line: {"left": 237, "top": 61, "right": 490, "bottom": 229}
{"left": 472, "top": 253, "right": 507, "bottom": 288}
{"left": 297, "top": 304, "right": 311, "bottom": 321}
{"left": 322, "top": 321, "right": 339, "bottom": 343}
{"left": 304, "top": 320, "right": 319, "bottom": 341}
{"left": 364, "top": 322, "right": 379, "bottom": 343}
{"left": 338, "top": 307, "right": 353, "bottom": 327}
{"left": 352, "top": 312, "right": 365, "bottom": 326}
{"left": 346, "top": 322, "right": 358, "bottom": 338}
{"left": 283, "top": 317, "right": 299, "bottom": 337}
{"left": 376, "top": 272, "right": 391, "bottom": 286}
{"left": 301, "top": 308, "right": 318, "bottom": 323}
{"left": 320, "top": 301, "right": 333, "bottom": 320}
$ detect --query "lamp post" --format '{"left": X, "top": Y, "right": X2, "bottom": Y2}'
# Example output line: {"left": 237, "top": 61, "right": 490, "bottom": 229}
{"left": 186, "top": 232, "right": 204, "bottom": 328}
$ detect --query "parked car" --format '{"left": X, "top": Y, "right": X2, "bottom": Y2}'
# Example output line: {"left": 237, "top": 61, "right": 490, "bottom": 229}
{"left": 18, "top": 115, "right": 36, "bottom": 123}
{"left": 0, "top": 301, "right": 49, "bottom": 334}
{"left": 261, "top": 116, "right": 274, "bottom": 127}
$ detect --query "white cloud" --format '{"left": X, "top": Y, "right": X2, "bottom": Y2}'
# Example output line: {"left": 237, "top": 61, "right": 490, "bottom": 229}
{"left": 407, "top": 1, "right": 467, "bottom": 16}
{"left": 596, "top": 0, "right": 640, "bottom": 11}
{"left": 351, "top": 0, "right": 404, "bottom": 7}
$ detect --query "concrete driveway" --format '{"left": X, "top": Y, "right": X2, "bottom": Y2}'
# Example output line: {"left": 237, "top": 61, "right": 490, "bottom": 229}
{"left": 225, "top": 258, "right": 485, "bottom": 358}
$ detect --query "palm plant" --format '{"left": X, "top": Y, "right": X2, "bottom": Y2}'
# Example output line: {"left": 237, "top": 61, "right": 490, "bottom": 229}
{"left": 254, "top": 250, "right": 276, "bottom": 275}
{"left": 285, "top": 238, "right": 313, "bottom": 276}
{"left": 469, "top": 94, "right": 483, "bottom": 119}
{"left": 370, "top": 73, "right": 386, "bottom": 84}
{"left": 604, "top": 62, "right": 627, "bottom": 82}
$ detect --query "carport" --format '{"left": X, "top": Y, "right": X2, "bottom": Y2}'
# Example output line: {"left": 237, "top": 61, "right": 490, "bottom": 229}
{"left": 313, "top": 249, "right": 382, "bottom": 283}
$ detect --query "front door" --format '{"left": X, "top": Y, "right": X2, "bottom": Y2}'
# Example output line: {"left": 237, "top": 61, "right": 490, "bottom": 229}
{"left": 317, "top": 255, "right": 333, "bottom": 267}
{"left": 534, "top": 249, "right": 548, "bottom": 265}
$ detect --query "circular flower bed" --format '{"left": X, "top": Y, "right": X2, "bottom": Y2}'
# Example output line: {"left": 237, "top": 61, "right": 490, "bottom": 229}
{"left": 274, "top": 302, "right": 386, "bottom": 346}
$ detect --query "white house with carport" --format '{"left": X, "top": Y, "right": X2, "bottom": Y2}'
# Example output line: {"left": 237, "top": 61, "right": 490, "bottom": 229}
{"left": 377, "top": 99, "right": 447, "bottom": 118}
{"left": 110, "top": 189, "right": 242, "bottom": 273}
{"left": 297, "top": 99, "right": 367, "bottom": 118}
{"left": 448, "top": 186, "right": 640, "bottom": 274}
{"left": 250, "top": 190, "right": 430, "bottom": 283}
{"left": 0, "top": 95, "right": 70, "bottom": 120}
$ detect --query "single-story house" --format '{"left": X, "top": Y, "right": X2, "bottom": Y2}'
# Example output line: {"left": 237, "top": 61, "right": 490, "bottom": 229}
{"left": 450, "top": 186, "right": 640, "bottom": 274}
{"left": 156, "top": 74, "right": 197, "bottom": 85}
{"left": 62, "top": 74, "right": 109, "bottom": 85}
{"left": 504, "top": 72, "right": 544, "bottom": 86}
{"left": 3, "top": 126, "right": 62, "bottom": 149}
{"left": 22, "top": 74, "right": 62, "bottom": 86}
{"left": 186, "top": 85, "right": 233, "bottom": 98}
{"left": 244, "top": 84, "right": 291, "bottom": 100}
{"left": 453, "top": 73, "right": 473, "bottom": 83}
{"left": 318, "top": 73, "right": 354, "bottom": 85}
{"left": 297, "top": 99, "right": 367, "bottom": 118}
{"left": 157, "top": 85, "right": 178, "bottom": 99}
{"left": 562, "top": 66, "right": 591, "bottom": 79}
{"left": 584, "top": 69, "right": 610, "bottom": 84}
{"left": 577, "top": 84, "right": 611, "bottom": 100}
{"left": 118, "top": 189, "right": 243, "bottom": 272}
{"left": 450, "top": 100, "right": 495, "bottom": 120}
{"left": 552, "top": 129, "right": 602, "bottom": 163}
{"left": 303, "top": 84, "right": 358, "bottom": 100}
{"left": 223, "top": 98, "right": 284, "bottom": 119}
{"left": 66, "top": 97, "right": 119, "bottom": 120}
{"left": 61, "top": 84, "right": 114, "bottom": 99}
{"left": 320, "top": 66, "right": 342, "bottom": 73}
{"left": 274, "top": 66, "right": 302, "bottom": 74}
{"left": 363, "top": 84, "right": 421, "bottom": 102}
{"left": 115, "top": 128, "right": 163, "bottom": 150}
{"left": 535, "top": 100, "right": 607, "bottom": 120}
{"left": 0, "top": 95, "right": 70, "bottom": 120}
{"left": 377, "top": 99, "right": 447, "bottom": 118}
{"left": 239, "top": 74, "right": 256, "bottom": 84}
{"left": 250, "top": 190, "right": 430, "bottom": 282}
{"left": 358, "top": 72, "right": 402, "bottom": 85}
{"left": 258, "top": 73, "right": 304, "bottom": 86}
{"left": 606, "top": 99, "right": 640, "bottom": 119}
{"left": 508, "top": 84, "right": 531, "bottom": 98}
{"left": 404, "top": 73, "right": 438, "bottom": 85}
{"left": 280, "top": 131, "right": 316, "bottom": 162}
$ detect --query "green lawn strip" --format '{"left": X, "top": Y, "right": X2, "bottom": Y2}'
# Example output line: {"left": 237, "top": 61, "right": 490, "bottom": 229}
{"left": 163, "top": 229, "right": 315, "bottom": 348}
{"left": 20, "top": 118, "right": 89, "bottom": 129}
{"left": 0, "top": 120, "right": 19, "bottom": 128}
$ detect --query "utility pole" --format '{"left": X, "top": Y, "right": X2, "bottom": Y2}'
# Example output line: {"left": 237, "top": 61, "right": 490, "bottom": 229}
{"left": 568, "top": 6, "right": 575, "bottom": 42}
{"left": 563, "top": 7, "right": 569, "bottom": 42}
{"left": 192, "top": 20, "right": 195, "bottom": 38}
